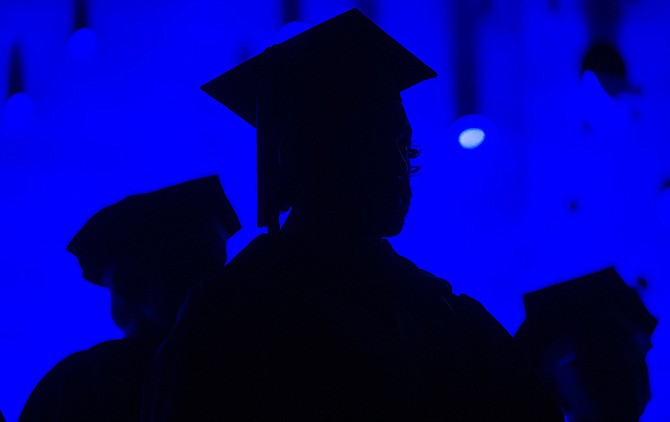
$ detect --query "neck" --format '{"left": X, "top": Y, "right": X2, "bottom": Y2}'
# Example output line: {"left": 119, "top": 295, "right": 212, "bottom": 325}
{"left": 280, "top": 207, "right": 382, "bottom": 246}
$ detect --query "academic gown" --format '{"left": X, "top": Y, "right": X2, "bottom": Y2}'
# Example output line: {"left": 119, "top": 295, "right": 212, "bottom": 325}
{"left": 144, "top": 234, "right": 563, "bottom": 421}
{"left": 20, "top": 338, "right": 159, "bottom": 422}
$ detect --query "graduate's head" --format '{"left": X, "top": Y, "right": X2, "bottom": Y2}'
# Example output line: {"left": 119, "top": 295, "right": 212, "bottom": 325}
{"left": 516, "top": 268, "right": 657, "bottom": 422}
{"left": 202, "top": 9, "right": 435, "bottom": 237}
{"left": 276, "top": 96, "right": 414, "bottom": 237}
{"left": 67, "top": 176, "right": 240, "bottom": 339}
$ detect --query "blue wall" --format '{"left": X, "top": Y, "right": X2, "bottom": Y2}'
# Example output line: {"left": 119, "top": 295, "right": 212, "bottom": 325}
{"left": 1, "top": 0, "right": 668, "bottom": 420}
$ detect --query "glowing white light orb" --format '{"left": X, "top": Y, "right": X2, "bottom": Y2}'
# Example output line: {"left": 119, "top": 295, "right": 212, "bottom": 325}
{"left": 458, "top": 128, "right": 486, "bottom": 149}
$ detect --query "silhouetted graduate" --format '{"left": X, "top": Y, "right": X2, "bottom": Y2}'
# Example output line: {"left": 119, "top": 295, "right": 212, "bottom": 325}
{"left": 19, "top": 176, "right": 240, "bottom": 422}
{"left": 143, "top": 9, "right": 563, "bottom": 421}
{"left": 516, "top": 268, "right": 657, "bottom": 422}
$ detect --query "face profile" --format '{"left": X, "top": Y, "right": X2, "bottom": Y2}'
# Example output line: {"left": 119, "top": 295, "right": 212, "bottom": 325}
{"left": 100, "top": 261, "right": 181, "bottom": 341}
{"left": 281, "top": 98, "right": 413, "bottom": 238}
{"left": 339, "top": 99, "right": 413, "bottom": 238}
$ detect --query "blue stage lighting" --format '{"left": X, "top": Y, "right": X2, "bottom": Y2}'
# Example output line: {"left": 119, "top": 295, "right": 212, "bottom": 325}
{"left": 657, "top": 186, "right": 670, "bottom": 233}
{"left": 1, "top": 92, "right": 33, "bottom": 135}
{"left": 274, "top": 21, "right": 310, "bottom": 44}
{"left": 459, "top": 128, "right": 486, "bottom": 149}
{"left": 581, "top": 70, "right": 607, "bottom": 97}
{"left": 68, "top": 27, "right": 97, "bottom": 61}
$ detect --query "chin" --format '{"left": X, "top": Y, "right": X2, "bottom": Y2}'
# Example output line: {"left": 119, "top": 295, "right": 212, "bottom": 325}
{"left": 380, "top": 226, "right": 403, "bottom": 238}
{"left": 374, "top": 209, "right": 408, "bottom": 238}
{"left": 339, "top": 192, "right": 409, "bottom": 238}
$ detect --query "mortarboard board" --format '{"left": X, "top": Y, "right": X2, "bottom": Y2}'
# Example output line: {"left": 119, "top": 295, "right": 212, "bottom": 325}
{"left": 201, "top": 8, "right": 436, "bottom": 232}
{"left": 67, "top": 175, "right": 240, "bottom": 285}
{"left": 515, "top": 268, "right": 657, "bottom": 366}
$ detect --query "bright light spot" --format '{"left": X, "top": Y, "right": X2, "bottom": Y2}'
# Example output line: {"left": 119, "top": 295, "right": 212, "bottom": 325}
{"left": 459, "top": 128, "right": 486, "bottom": 149}
{"left": 448, "top": 114, "right": 495, "bottom": 150}
{"left": 274, "top": 21, "right": 310, "bottom": 44}
{"left": 1, "top": 92, "right": 33, "bottom": 136}
{"left": 68, "top": 27, "right": 97, "bottom": 61}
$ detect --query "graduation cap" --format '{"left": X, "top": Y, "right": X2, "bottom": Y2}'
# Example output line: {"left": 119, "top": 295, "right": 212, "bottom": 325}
{"left": 515, "top": 268, "right": 657, "bottom": 366}
{"left": 67, "top": 175, "right": 241, "bottom": 285}
{"left": 201, "top": 8, "right": 436, "bottom": 232}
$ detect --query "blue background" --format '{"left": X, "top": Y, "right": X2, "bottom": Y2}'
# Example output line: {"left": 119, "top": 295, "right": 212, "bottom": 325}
{"left": 1, "top": 0, "right": 668, "bottom": 420}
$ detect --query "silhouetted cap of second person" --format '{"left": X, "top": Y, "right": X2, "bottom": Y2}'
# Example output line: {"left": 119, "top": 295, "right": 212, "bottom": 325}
{"left": 201, "top": 8, "right": 436, "bottom": 232}
{"left": 68, "top": 175, "right": 240, "bottom": 301}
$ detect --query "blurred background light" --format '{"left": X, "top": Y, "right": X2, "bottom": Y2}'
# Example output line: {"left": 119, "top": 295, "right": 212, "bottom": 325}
{"left": 581, "top": 42, "right": 635, "bottom": 97}
{"left": 458, "top": 127, "right": 485, "bottom": 149}
{"left": 273, "top": 21, "right": 310, "bottom": 44}
{"left": 68, "top": 27, "right": 97, "bottom": 61}
{"left": 448, "top": 114, "right": 496, "bottom": 150}
{"left": 580, "top": 69, "right": 609, "bottom": 100}
{"left": 1, "top": 92, "right": 33, "bottom": 135}
{"left": 67, "top": 0, "right": 96, "bottom": 61}
{"left": 3, "top": 43, "right": 32, "bottom": 136}
{"left": 656, "top": 183, "right": 670, "bottom": 234}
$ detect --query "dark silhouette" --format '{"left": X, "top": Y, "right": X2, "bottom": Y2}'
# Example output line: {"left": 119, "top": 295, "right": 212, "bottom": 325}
{"left": 19, "top": 176, "right": 240, "bottom": 422}
{"left": 516, "top": 268, "right": 657, "bottom": 422}
{"left": 143, "top": 9, "right": 563, "bottom": 421}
